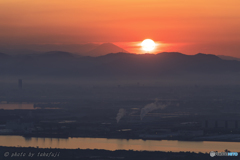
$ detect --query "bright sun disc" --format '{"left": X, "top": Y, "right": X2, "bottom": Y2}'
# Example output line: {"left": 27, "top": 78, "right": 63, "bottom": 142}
{"left": 141, "top": 39, "right": 156, "bottom": 52}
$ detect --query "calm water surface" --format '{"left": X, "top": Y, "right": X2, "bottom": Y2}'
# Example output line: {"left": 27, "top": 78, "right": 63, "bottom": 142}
{"left": 0, "top": 103, "right": 35, "bottom": 110}
{"left": 0, "top": 135, "right": 240, "bottom": 153}
{"left": 0, "top": 103, "right": 59, "bottom": 110}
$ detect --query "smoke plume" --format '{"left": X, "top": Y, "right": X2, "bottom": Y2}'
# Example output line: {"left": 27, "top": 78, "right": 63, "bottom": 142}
{"left": 116, "top": 108, "right": 126, "bottom": 123}
{"left": 140, "top": 99, "right": 167, "bottom": 120}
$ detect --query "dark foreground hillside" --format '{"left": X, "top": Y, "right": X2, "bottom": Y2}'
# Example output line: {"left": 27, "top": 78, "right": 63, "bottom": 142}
{"left": 0, "top": 146, "right": 236, "bottom": 160}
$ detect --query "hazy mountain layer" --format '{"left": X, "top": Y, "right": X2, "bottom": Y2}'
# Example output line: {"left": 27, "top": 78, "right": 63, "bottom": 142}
{"left": 0, "top": 52, "right": 240, "bottom": 77}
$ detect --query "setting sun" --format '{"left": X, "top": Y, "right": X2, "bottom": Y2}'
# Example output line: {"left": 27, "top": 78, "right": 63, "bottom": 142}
{"left": 141, "top": 39, "right": 156, "bottom": 52}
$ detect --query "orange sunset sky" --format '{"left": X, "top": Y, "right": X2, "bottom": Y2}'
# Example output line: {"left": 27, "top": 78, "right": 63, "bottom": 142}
{"left": 0, "top": 0, "right": 240, "bottom": 56}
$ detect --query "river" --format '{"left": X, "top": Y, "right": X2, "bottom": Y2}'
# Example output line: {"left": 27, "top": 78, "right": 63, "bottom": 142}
{"left": 0, "top": 135, "right": 240, "bottom": 153}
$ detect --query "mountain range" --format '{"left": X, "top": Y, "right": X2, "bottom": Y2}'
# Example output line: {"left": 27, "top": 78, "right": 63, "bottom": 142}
{"left": 87, "top": 43, "right": 128, "bottom": 57}
{"left": 217, "top": 55, "right": 240, "bottom": 61}
{"left": 1, "top": 51, "right": 240, "bottom": 77}
{"left": 0, "top": 43, "right": 128, "bottom": 57}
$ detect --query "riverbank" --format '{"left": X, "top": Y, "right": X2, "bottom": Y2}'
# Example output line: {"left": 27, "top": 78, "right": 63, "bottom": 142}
{"left": 2, "top": 133, "right": 240, "bottom": 143}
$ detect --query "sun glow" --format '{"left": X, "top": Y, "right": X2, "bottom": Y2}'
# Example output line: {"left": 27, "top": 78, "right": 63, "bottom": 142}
{"left": 141, "top": 39, "right": 156, "bottom": 52}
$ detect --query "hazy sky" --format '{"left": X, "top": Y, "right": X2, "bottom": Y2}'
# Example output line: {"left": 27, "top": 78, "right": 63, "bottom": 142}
{"left": 1, "top": 0, "right": 240, "bottom": 56}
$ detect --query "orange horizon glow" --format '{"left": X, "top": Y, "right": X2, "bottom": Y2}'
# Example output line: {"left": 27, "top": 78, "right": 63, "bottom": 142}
{"left": 114, "top": 41, "right": 178, "bottom": 55}
{"left": 1, "top": 0, "right": 240, "bottom": 56}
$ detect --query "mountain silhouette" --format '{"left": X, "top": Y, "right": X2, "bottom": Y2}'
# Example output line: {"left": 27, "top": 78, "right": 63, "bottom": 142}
{"left": 39, "top": 51, "right": 75, "bottom": 58}
{"left": 217, "top": 55, "right": 240, "bottom": 61}
{"left": 1, "top": 52, "right": 240, "bottom": 77}
{"left": 0, "top": 52, "right": 11, "bottom": 59}
{"left": 87, "top": 43, "right": 128, "bottom": 57}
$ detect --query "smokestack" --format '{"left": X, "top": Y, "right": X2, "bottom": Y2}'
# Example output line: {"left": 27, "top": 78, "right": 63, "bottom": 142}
{"left": 215, "top": 120, "right": 218, "bottom": 128}
{"left": 18, "top": 79, "right": 22, "bottom": 89}
{"left": 205, "top": 120, "right": 208, "bottom": 128}
{"left": 225, "top": 120, "right": 228, "bottom": 128}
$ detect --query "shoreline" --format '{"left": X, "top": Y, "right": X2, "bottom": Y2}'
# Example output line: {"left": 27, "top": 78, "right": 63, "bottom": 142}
{"left": 1, "top": 133, "right": 240, "bottom": 143}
